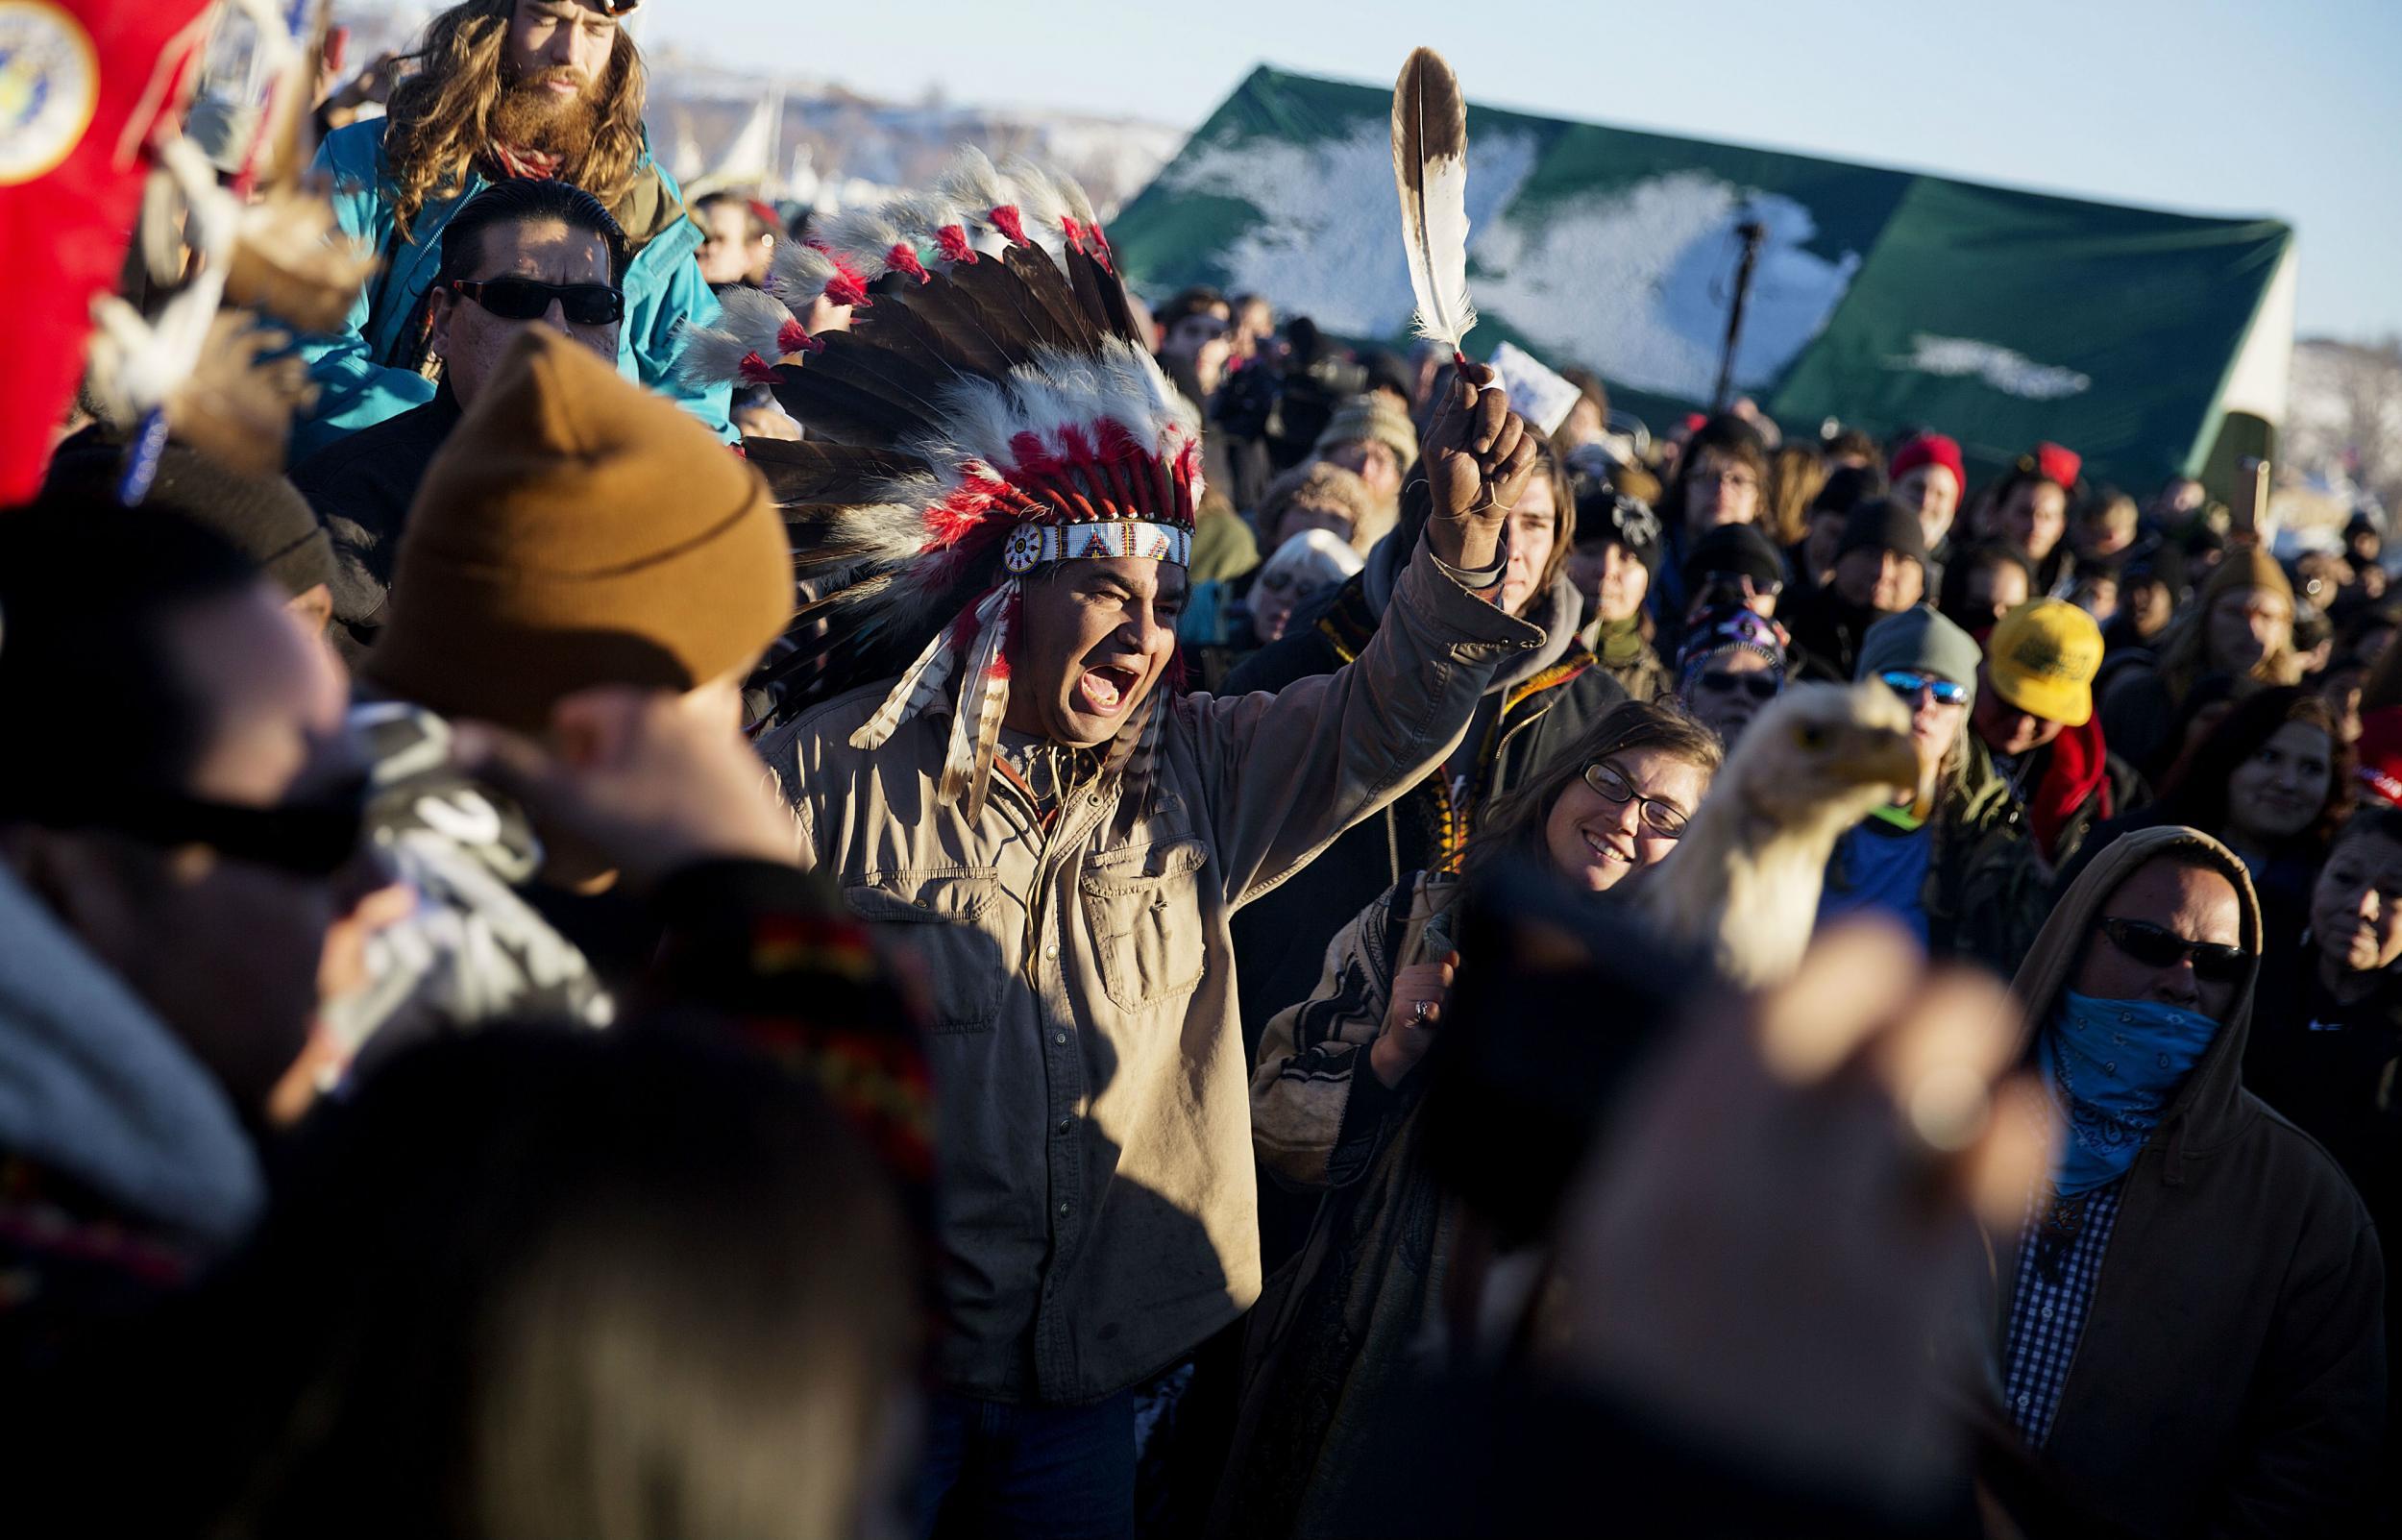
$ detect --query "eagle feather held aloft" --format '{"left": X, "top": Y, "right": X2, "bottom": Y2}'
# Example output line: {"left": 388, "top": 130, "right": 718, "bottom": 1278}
{"left": 1390, "top": 46, "right": 1479, "bottom": 362}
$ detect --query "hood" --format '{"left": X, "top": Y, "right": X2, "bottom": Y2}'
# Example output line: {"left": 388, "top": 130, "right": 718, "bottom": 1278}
{"left": 0, "top": 863, "right": 265, "bottom": 1250}
{"left": 2007, "top": 824, "right": 2264, "bottom": 1171}
{"left": 1485, "top": 574, "right": 1583, "bottom": 696}
{"left": 1360, "top": 481, "right": 1577, "bottom": 697}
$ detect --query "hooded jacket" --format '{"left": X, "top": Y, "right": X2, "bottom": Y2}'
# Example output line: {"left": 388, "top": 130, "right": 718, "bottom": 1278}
{"left": 1995, "top": 826, "right": 2386, "bottom": 1537}
{"left": 1224, "top": 533, "right": 1627, "bottom": 1050}
{"left": 0, "top": 864, "right": 264, "bottom": 1371}
{"left": 293, "top": 120, "right": 732, "bottom": 458}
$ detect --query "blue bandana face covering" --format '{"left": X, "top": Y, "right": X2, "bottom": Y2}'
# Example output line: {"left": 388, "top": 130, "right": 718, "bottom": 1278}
{"left": 2040, "top": 990, "right": 2222, "bottom": 1195}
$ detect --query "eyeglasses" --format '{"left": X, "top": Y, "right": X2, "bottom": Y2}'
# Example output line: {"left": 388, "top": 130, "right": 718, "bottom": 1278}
{"left": 1694, "top": 669, "right": 1778, "bottom": 700}
{"left": 1581, "top": 760, "right": 1690, "bottom": 837}
{"left": 1879, "top": 670, "right": 1971, "bottom": 708}
{"left": 451, "top": 276, "right": 625, "bottom": 327}
{"left": 2096, "top": 917, "right": 2249, "bottom": 985}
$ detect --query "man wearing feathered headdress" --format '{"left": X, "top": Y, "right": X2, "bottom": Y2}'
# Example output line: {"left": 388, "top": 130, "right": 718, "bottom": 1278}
{"left": 704, "top": 147, "right": 1549, "bottom": 1528}
{"left": 291, "top": 1, "right": 729, "bottom": 458}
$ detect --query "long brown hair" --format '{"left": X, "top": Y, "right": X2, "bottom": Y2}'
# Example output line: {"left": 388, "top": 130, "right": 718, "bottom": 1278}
{"left": 381, "top": 0, "right": 649, "bottom": 239}
{"left": 1462, "top": 698, "right": 1723, "bottom": 883}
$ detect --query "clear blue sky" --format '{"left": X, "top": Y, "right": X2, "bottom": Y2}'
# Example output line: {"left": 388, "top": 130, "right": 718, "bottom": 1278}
{"left": 647, "top": 0, "right": 2400, "bottom": 339}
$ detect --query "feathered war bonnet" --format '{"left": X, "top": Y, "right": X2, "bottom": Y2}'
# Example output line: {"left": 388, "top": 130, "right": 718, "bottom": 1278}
{"left": 673, "top": 151, "right": 1196, "bottom": 820}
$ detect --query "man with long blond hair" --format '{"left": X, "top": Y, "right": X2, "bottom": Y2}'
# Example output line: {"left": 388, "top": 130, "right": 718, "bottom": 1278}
{"left": 293, "top": 0, "right": 729, "bottom": 457}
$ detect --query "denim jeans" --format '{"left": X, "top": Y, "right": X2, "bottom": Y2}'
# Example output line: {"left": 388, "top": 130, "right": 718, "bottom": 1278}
{"left": 919, "top": 1388, "right": 1138, "bottom": 1540}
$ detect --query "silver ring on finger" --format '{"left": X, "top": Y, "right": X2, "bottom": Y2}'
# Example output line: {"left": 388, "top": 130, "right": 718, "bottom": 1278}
{"left": 1413, "top": 999, "right": 1433, "bottom": 1023}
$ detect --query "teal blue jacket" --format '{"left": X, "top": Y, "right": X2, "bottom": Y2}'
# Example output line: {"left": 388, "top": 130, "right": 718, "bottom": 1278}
{"left": 292, "top": 120, "right": 730, "bottom": 460}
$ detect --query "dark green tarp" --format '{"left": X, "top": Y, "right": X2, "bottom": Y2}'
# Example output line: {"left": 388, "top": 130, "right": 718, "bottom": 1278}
{"left": 1113, "top": 65, "right": 2292, "bottom": 492}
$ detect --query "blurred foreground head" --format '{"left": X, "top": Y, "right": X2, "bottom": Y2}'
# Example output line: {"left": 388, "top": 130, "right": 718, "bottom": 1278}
{"left": 166, "top": 1028, "right": 919, "bottom": 1540}
{"left": 0, "top": 496, "right": 357, "bottom": 1116}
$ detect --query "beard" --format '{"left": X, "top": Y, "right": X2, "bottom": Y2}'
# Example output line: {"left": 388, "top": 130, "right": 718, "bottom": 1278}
{"left": 491, "top": 63, "right": 602, "bottom": 155}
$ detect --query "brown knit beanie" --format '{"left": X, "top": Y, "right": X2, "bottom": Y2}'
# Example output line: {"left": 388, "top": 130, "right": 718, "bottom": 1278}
{"left": 1255, "top": 460, "right": 1389, "bottom": 554}
{"left": 1312, "top": 392, "right": 1419, "bottom": 474}
{"left": 364, "top": 329, "right": 793, "bottom": 730}
{"left": 2199, "top": 545, "right": 2293, "bottom": 613}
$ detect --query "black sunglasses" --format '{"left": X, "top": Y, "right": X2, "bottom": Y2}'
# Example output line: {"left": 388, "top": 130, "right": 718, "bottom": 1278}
{"left": 35, "top": 777, "right": 371, "bottom": 878}
{"left": 451, "top": 276, "right": 625, "bottom": 327}
{"left": 1695, "top": 668, "right": 1779, "bottom": 700}
{"left": 2097, "top": 917, "right": 2248, "bottom": 984}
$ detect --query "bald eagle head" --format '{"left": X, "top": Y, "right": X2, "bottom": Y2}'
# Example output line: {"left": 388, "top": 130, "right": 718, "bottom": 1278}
{"left": 1725, "top": 681, "right": 1923, "bottom": 832}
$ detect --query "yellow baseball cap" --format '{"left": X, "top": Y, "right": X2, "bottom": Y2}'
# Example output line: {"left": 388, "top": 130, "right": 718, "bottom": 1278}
{"left": 1985, "top": 599, "right": 2104, "bottom": 727}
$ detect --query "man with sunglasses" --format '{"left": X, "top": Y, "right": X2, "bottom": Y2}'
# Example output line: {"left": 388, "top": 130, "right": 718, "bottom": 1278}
{"left": 293, "top": 178, "right": 628, "bottom": 659}
{"left": 295, "top": 0, "right": 730, "bottom": 459}
{"left": 1984, "top": 826, "right": 2384, "bottom": 1537}
{"left": 0, "top": 500, "right": 377, "bottom": 1371}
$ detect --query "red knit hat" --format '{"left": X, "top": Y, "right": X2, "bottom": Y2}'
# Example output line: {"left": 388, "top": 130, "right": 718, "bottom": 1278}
{"left": 2032, "top": 441, "right": 2082, "bottom": 489}
{"left": 1889, "top": 431, "right": 1965, "bottom": 495}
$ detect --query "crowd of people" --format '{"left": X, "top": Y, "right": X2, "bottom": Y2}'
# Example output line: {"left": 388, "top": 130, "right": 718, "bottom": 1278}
{"left": 2, "top": 2, "right": 2393, "bottom": 1537}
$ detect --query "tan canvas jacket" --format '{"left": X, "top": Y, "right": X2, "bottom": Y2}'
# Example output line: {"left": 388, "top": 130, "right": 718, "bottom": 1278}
{"left": 759, "top": 542, "right": 1540, "bottom": 1405}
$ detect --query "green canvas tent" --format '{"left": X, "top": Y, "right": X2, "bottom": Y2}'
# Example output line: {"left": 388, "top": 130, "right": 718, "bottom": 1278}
{"left": 1112, "top": 65, "right": 2295, "bottom": 496}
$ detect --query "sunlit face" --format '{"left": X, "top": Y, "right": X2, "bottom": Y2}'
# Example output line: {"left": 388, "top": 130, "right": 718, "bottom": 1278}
{"left": 1997, "top": 479, "right": 2068, "bottom": 563}
{"left": 1891, "top": 463, "right": 1961, "bottom": 550}
{"left": 1246, "top": 560, "right": 1316, "bottom": 645}
{"left": 1834, "top": 547, "right": 1923, "bottom": 614}
{"left": 1501, "top": 474, "right": 1558, "bottom": 618}
{"left": 1681, "top": 645, "right": 1777, "bottom": 746}
{"left": 1542, "top": 746, "right": 1710, "bottom": 893}
{"left": 1683, "top": 448, "right": 1759, "bottom": 532}
{"left": 1323, "top": 439, "right": 1403, "bottom": 502}
{"left": 698, "top": 201, "right": 769, "bottom": 286}
{"left": 1973, "top": 664, "right": 2068, "bottom": 757}
{"left": 1963, "top": 559, "right": 2029, "bottom": 631}
{"left": 502, "top": 0, "right": 617, "bottom": 142}
{"left": 1569, "top": 540, "right": 1649, "bottom": 624}
{"left": 2072, "top": 859, "right": 2245, "bottom": 1022}
{"left": 429, "top": 217, "right": 618, "bottom": 408}
{"left": 1004, "top": 557, "right": 1186, "bottom": 748}
{"left": 2224, "top": 720, "right": 2334, "bottom": 847}
{"left": 2206, "top": 585, "right": 2290, "bottom": 675}
{"left": 1881, "top": 672, "right": 1967, "bottom": 799}
{"left": 2313, "top": 832, "right": 2402, "bottom": 976}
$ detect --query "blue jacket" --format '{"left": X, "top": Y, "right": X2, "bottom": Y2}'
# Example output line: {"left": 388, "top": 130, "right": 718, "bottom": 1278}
{"left": 292, "top": 121, "right": 730, "bottom": 459}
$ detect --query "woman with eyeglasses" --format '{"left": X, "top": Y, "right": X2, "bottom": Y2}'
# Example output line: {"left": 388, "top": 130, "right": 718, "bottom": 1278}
{"left": 1674, "top": 603, "right": 1788, "bottom": 748}
{"left": 1221, "top": 701, "right": 1722, "bottom": 1537}
{"left": 1818, "top": 606, "right": 2045, "bottom": 963}
{"left": 2061, "top": 687, "right": 2351, "bottom": 951}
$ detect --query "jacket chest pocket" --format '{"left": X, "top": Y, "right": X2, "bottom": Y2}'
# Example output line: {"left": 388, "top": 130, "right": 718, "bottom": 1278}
{"left": 843, "top": 868, "right": 1006, "bottom": 1034}
{"left": 1080, "top": 839, "right": 1210, "bottom": 1013}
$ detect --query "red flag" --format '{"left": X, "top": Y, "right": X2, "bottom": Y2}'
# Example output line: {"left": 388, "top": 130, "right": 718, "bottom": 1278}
{"left": 0, "top": 0, "right": 214, "bottom": 503}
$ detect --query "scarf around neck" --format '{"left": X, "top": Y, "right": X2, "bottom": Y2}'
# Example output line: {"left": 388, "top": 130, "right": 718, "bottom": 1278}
{"left": 2040, "top": 989, "right": 2220, "bottom": 1195}
{"left": 488, "top": 142, "right": 566, "bottom": 181}
{"left": 1590, "top": 611, "right": 1648, "bottom": 668}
